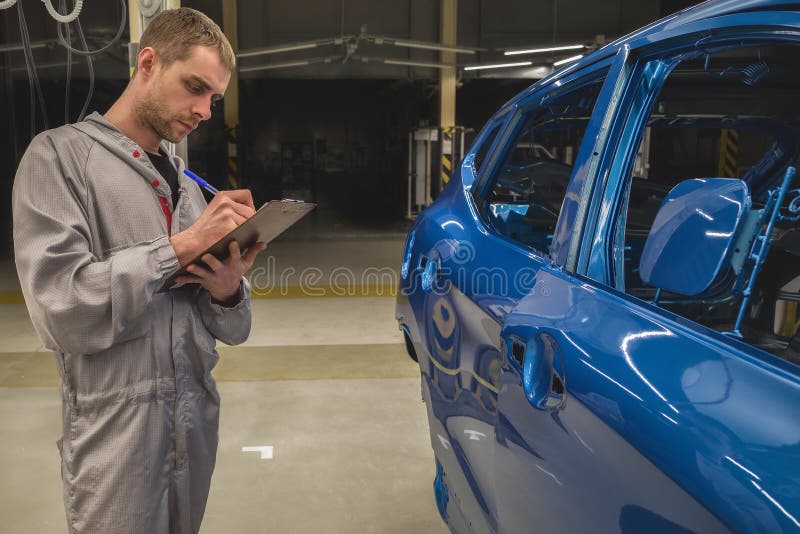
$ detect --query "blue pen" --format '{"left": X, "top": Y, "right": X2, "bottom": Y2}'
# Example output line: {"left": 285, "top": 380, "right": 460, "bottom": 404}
{"left": 183, "top": 169, "right": 219, "bottom": 195}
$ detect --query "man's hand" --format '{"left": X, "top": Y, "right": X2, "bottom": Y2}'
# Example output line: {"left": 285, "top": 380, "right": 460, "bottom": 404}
{"left": 170, "top": 190, "right": 256, "bottom": 266}
{"left": 173, "top": 240, "right": 267, "bottom": 303}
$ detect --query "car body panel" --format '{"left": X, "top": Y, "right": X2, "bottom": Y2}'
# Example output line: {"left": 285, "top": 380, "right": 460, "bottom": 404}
{"left": 499, "top": 268, "right": 800, "bottom": 532}
{"left": 396, "top": 1, "right": 800, "bottom": 532}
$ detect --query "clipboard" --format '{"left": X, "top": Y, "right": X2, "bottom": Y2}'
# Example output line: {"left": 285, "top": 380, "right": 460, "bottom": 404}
{"left": 162, "top": 199, "right": 315, "bottom": 291}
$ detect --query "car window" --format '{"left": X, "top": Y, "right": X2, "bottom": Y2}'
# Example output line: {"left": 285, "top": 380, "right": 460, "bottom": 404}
{"left": 472, "top": 120, "right": 503, "bottom": 176}
{"left": 611, "top": 42, "right": 800, "bottom": 360}
{"left": 479, "top": 77, "right": 605, "bottom": 255}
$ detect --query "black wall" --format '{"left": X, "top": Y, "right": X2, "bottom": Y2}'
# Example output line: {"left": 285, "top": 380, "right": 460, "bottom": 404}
{"left": 0, "top": 0, "right": 674, "bottom": 256}
{"left": 238, "top": 79, "right": 433, "bottom": 221}
{"left": 0, "top": 20, "right": 12, "bottom": 259}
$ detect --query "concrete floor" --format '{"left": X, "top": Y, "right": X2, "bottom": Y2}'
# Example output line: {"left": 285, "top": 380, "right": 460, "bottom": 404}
{"left": 0, "top": 224, "right": 448, "bottom": 533}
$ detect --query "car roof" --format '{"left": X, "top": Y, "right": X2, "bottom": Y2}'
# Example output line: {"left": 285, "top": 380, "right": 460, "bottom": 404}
{"left": 493, "top": 0, "right": 800, "bottom": 117}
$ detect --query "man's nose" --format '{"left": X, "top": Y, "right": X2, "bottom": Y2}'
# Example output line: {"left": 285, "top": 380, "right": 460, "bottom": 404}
{"left": 191, "top": 98, "right": 212, "bottom": 121}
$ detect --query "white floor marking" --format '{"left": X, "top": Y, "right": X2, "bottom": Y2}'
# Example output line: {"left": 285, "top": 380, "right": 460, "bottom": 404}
{"left": 242, "top": 445, "right": 274, "bottom": 459}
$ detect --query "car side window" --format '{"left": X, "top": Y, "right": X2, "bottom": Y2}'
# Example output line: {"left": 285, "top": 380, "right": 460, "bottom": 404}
{"left": 472, "top": 121, "right": 503, "bottom": 176}
{"left": 479, "top": 77, "right": 605, "bottom": 255}
{"left": 611, "top": 42, "right": 800, "bottom": 361}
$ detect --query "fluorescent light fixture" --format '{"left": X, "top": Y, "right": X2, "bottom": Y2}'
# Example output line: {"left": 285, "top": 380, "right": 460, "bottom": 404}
{"left": 505, "top": 44, "right": 584, "bottom": 56}
{"left": 384, "top": 58, "right": 455, "bottom": 69}
{"left": 238, "top": 60, "right": 311, "bottom": 72}
{"left": 553, "top": 54, "right": 584, "bottom": 67}
{"left": 463, "top": 61, "right": 532, "bottom": 71}
{"left": 237, "top": 41, "right": 319, "bottom": 59}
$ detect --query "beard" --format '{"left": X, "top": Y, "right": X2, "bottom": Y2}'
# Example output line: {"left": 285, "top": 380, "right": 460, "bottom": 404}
{"left": 136, "top": 88, "right": 194, "bottom": 144}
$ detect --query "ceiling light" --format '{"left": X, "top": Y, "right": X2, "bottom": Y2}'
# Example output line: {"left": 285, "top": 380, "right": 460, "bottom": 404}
{"left": 463, "top": 61, "right": 532, "bottom": 71}
{"left": 553, "top": 54, "right": 583, "bottom": 67}
{"left": 505, "top": 44, "right": 584, "bottom": 56}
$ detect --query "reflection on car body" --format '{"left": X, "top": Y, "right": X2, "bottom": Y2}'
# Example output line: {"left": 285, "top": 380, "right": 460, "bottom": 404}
{"left": 396, "top": 1, "right": 800, "bottom": 532}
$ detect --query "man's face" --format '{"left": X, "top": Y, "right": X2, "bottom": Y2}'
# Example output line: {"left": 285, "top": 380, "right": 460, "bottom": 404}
{"left": 136, "top": 45, "right": 230, "bottom": 144}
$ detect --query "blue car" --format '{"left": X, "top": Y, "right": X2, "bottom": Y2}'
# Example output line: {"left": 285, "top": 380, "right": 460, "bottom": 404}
{"left": 396, "top": 1, "right": 800, "bottom": 532}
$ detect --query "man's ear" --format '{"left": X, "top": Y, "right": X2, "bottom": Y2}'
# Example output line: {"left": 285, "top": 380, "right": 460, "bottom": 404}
{"left": 137, "top": 47, "right": 158, "bottom": 78}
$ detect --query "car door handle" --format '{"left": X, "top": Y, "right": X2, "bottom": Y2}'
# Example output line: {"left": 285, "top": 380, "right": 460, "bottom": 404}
{"left": 505, "top": 334, "right": 566, "bottom": 410}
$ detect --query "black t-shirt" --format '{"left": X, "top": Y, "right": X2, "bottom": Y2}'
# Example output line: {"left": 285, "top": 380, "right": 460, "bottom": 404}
{"left": 146, "top": 150, "right": 180, "bottom": 208}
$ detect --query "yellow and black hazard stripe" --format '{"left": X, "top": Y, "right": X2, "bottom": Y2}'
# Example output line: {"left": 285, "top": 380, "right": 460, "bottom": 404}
{"left": 441, "top": 127, "right": 454, "bottom": 185}
{"left": 717, "top": 129, "right": 739, "bottom": 178}
{"left": 226, "top": 125, "right": 239, "bottom": 189}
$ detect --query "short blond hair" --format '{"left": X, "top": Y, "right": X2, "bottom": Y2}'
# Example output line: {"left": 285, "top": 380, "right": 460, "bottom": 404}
{"left": 137, "top": 7, "right": 235, "bottom": 73}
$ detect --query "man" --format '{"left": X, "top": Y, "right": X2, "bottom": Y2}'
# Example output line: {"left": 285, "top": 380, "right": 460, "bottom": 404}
{"left": 12, "top": 8, "right": 265, "bottom": 533}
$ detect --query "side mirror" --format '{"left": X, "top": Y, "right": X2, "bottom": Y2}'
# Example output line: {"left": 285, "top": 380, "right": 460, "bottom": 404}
{"left": 640, "top": 178, "right": 751, "bottom": 296}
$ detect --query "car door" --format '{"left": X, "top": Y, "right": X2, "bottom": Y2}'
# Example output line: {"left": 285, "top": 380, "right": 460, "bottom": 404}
{"left": 400, "top": 54, "right": 623, "bottom": 533}
{"left": 493, "top": 17, "right": 800, "bottom": 534}
{"left": 495, "top": 268, "right": 736, "bottom": 533}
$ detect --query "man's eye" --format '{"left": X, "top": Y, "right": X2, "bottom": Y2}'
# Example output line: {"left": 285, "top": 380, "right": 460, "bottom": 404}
{"left": 187, "top": 84, "right": 202, "bottom": 94}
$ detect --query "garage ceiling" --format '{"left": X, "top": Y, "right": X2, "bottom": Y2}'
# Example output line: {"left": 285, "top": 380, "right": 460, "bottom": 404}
{"left": 0, "top": 0, "right": 669, "bottom": 80}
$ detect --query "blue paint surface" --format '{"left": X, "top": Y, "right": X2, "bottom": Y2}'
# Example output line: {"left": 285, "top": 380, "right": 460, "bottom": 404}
{"left": 396, "top": 1, "right": 800, "bottom": 532}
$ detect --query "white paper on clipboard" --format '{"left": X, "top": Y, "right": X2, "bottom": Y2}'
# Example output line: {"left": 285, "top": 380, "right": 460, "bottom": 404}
{"left": 161, "top": 199, "right": 315, "bottom": 291}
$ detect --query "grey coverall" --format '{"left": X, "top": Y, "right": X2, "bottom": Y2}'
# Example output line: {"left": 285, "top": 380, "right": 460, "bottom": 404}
{"left": 12, "top": 112, "right": 252, "bottom": 533}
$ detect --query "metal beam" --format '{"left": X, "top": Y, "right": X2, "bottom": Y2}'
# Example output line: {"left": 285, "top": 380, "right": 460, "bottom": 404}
{"left": 127, "top": 0, "right": 141, "bottom": 77}
{"left": 222, "top": 0, "right": 239, "bottom": 129}
{"left": 438, "top": 0, "right": 456, "bottom": 129}
{"left": 222, "top": 0, "right": 240, "bottom": 188}
{"left": 439, "top": 0, "right": 457, "bottom": 190}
